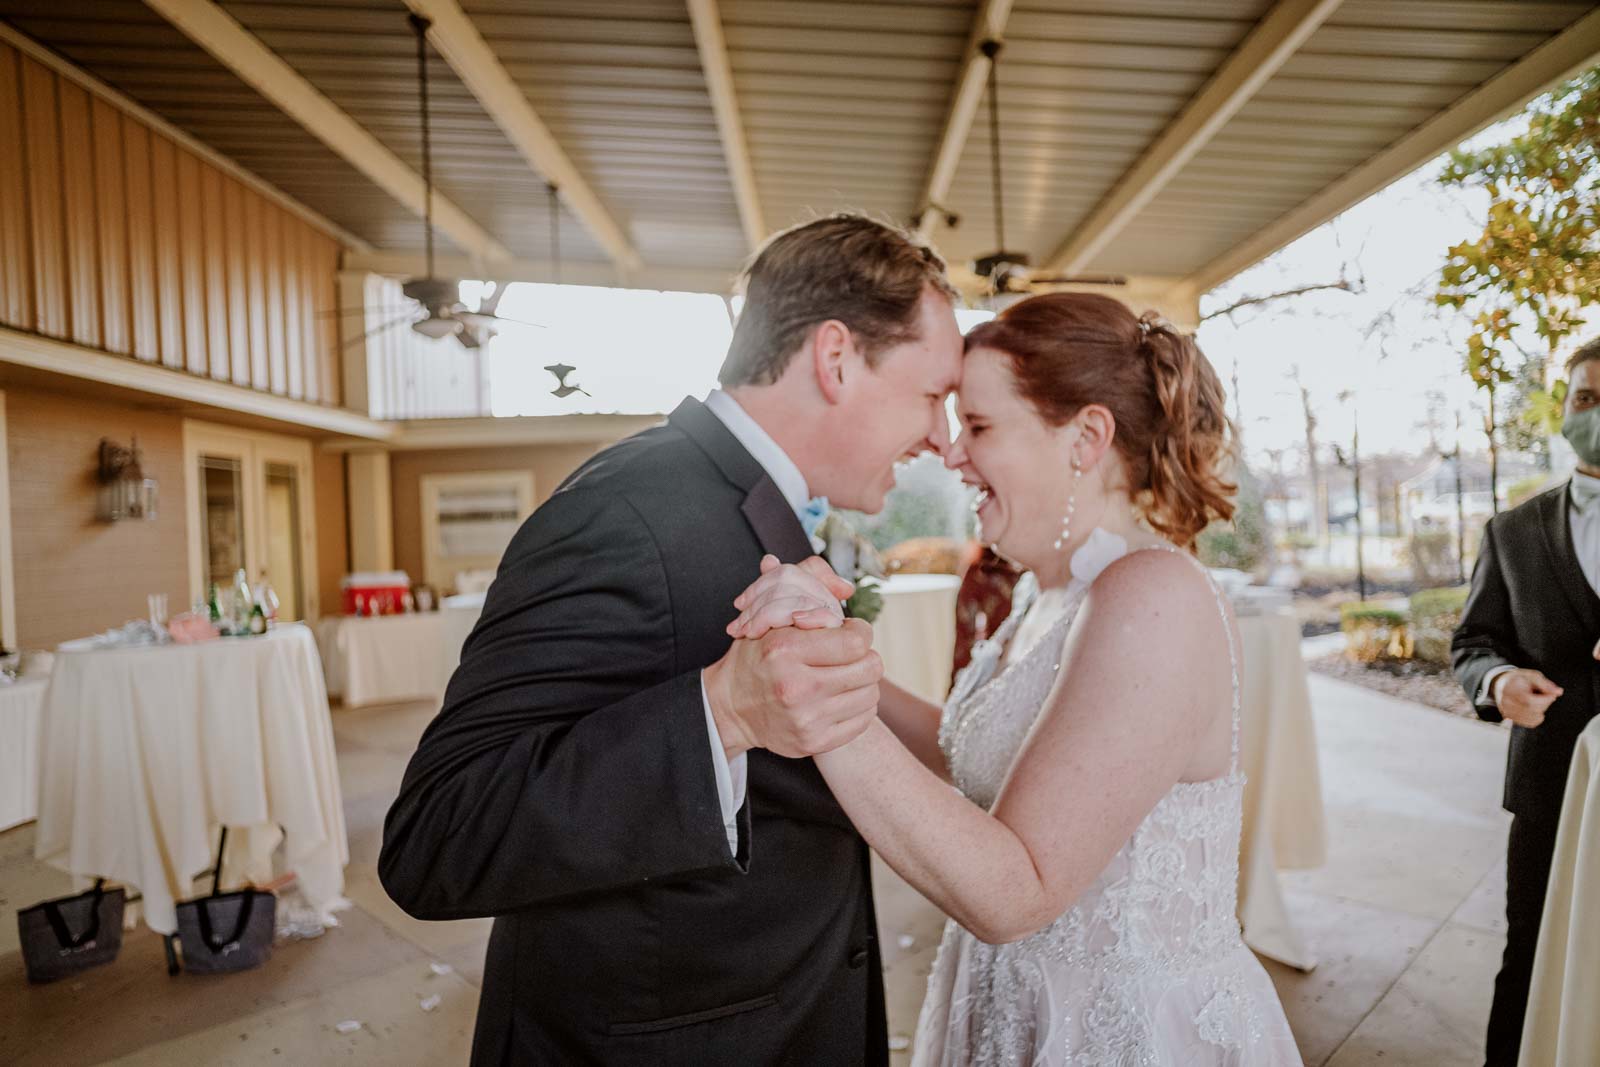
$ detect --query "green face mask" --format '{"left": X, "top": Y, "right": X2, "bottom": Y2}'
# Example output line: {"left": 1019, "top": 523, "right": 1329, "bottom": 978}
{"left": 1563, "top": 406, "right": 1600, "bottom": 467}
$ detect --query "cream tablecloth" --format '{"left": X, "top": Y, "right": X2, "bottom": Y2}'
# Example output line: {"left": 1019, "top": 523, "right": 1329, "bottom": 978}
{"left": 1236, "top": 610, "right": 1327, "bottom": 971}
{"left": 0, "top": 677, "right": 48, "bottom": 831}
{"left": 1521, "top": 716, "right": 1600, "bottom": 1067}
{"left": 873, "top": 574, "right": 961, "bottom": 705}
{"left": 33, "top": 625, "right": 347, "bottom": 935}
{"left": 316, "top": 600, "right": 482, "bottom": 708}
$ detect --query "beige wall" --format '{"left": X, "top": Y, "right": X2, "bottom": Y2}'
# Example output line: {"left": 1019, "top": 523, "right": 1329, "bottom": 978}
{"left": 388, "top": 443, "right": 602, "bottom": 589}
{"left": 6, "top": 388, "right": 190, "bottom": 649}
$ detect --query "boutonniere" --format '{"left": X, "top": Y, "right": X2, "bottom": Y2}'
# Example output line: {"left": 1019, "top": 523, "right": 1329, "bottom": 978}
{"left": 817, "top": 512, "right": 886, "bottom": 623}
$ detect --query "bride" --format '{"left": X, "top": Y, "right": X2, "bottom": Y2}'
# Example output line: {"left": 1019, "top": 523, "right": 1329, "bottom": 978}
{"left": 727, "top": 292, "right": 1302, "bottom": 1065}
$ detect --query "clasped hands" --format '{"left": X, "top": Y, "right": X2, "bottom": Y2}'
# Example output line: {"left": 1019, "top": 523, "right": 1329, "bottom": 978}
{"left": 702, "top": 556, "right": 883, "bottom": 761}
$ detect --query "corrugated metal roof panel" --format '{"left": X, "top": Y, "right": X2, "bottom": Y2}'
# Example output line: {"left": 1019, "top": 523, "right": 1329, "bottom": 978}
{"left": 4, "top": 0, "right": 1594, "bottom": 288}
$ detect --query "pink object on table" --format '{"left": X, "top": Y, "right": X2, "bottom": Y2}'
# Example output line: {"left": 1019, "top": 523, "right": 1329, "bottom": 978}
{"left": 166, "top": 613, "right": 219, "bottom": 644}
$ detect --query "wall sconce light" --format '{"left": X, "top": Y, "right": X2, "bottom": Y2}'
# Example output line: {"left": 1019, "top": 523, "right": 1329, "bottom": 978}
{"left": 96, "top": 437, "right": 159, "bottom": 522}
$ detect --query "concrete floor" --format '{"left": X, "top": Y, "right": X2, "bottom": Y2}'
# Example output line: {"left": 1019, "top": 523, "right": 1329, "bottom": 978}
{"left": 0, "top": 673, "right": 1511, "bottom": 1066}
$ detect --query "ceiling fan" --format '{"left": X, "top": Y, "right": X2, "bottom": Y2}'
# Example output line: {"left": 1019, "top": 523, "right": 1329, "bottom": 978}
{"left": 950, "top": 40, "right": 1126, "bottom": 304}
{"left": 336, "top": 14, "right": 537, "bottom": 350}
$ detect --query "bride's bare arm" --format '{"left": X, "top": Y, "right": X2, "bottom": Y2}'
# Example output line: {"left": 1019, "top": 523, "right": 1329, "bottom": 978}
{"left": 875, "top": 679, "right": 948, "bottom": 780}
{"left": 814, "top": 551, "right": 1222, "bottom": 944}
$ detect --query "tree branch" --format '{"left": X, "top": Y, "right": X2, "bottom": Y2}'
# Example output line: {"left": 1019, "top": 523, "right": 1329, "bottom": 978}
{"left": 1201, "top": 279, "right": 1358, "bottom": 322}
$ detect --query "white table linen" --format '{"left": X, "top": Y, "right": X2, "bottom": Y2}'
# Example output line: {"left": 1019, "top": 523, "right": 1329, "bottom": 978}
{"left": 316, "top": 601, "right": 482, "bottom": 708}
{"left": 1522, "top": 716, "right": 1600, "bottom": 1067}
{"left": 873, "top": 574, "right": 961, "bottom": 706}
{"left": 0, "top": 677, "right": 48, "bottom": 831}
{"left": 33, "top": 625, "right": 347, "bottom": 935}
{"left": 1236, "top": 610, "right": 1327, "bottom": 971}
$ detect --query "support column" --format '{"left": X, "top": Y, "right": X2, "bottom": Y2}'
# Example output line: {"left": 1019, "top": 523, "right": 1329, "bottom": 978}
{"left": 338, "top": 270, "right": 375, "bottom": 417}
{"left": 346, "top": 449, "right": 393, "bottom": 573}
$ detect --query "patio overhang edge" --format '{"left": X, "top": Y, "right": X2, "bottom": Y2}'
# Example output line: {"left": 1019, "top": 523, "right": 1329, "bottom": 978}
{"left": 0, "top": 327, "right": 396, "bottom": 441}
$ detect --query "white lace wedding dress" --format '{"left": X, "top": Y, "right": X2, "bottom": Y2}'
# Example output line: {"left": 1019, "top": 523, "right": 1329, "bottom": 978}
{"left": 912, "top": 535, "right": 1302, "bottom": 1066}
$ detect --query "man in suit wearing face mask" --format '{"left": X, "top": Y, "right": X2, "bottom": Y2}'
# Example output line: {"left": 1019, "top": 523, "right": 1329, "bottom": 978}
{"left": 1454, "top": 336, "right": 1600, "bottom": 1066}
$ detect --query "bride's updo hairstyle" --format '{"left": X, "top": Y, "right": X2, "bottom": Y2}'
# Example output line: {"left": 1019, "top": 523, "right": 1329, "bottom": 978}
{"left": 965, "top": 292, "right": 1237, "bottom": 547}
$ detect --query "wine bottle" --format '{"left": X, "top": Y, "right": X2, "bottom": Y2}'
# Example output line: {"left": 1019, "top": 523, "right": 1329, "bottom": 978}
{"left": 249, "top": 602, "right": 267, "bottom": 635}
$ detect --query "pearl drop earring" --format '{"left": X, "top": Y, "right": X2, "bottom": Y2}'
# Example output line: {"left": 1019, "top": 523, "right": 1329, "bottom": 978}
{"left": 1053, "top": 459, "right": 1082, "bottom": 552}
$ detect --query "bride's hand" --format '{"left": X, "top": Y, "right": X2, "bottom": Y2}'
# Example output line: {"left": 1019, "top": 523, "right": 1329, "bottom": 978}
{"left": 727, "top": 555, "right": 854, "bottom": 639}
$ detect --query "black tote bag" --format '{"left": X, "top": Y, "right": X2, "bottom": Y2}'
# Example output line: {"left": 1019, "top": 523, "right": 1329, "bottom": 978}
{"left": 17, "top": 880, "right": 125, "bottom": 984}
{"left": 171, "top": 887, "right": 276, "bottom": 975}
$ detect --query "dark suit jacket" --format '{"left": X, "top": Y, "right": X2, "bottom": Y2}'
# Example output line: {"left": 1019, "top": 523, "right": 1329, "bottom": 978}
{"left": 1453, "top": 483, "right": 1600, "bottom": 823}
{"left": 379, "top": 398, "right": 887, "bottom": 1066}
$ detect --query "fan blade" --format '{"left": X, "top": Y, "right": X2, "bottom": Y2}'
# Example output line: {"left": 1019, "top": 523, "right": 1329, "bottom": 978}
{"left": 457, "top": 311, "right": 544, "bottom": 330}
{"left": 478, "top": 282, "right": 505, "bottom": 317}
{"left": 315, "top": 304, "right": 418, "bottom": 318}
{"left": 342, "top": 313, "right": 416, "bottom": 349}
{"left": 1025, "top": 274, "right": 1128, "bottom": 287}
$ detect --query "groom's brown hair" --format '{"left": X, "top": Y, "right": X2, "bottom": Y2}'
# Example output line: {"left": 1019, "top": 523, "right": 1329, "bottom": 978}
{"left": 719, "top": 214, "right": 955, "bottom": 387}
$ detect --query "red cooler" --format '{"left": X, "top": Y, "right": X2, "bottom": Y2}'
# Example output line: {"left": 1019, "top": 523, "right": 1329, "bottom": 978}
{"left": 341, "top": 571, "right": 411, "bottom": 615}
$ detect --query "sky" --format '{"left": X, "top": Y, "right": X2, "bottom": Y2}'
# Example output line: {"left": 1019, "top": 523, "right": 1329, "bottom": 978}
{"left": 473, "top": 112, "right": 1585, "bottom": 472}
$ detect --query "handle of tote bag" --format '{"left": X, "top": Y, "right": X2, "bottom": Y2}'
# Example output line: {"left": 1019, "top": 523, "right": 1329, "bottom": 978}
{"left": 41, "top": 879, "right": 106, "bottom": 949}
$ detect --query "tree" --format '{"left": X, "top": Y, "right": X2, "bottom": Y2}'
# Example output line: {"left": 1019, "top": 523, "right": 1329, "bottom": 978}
{"left": 1289, "top": 365, "right": 1328, "bottom": 550}
{"left": 1437, "top": 66, "right": 1600, "bottom": 504}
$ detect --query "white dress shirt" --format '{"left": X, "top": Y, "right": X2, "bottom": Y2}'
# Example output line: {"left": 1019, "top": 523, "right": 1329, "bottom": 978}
{"left": 700, "top": 389, "right": 815, "bottom": 854}
{"left": 1481, "top": 472, "right": 1600, "bottom": 706}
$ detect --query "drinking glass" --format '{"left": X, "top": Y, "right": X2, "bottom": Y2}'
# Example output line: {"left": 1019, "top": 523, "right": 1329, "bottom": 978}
{"left": 147, "top": 593, "right": 169, "bottom": 630}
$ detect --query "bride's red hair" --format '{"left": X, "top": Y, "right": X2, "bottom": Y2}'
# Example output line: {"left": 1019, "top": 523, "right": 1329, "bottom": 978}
{"left": 965, "top": 292, "right": 1237, "bottom": 547}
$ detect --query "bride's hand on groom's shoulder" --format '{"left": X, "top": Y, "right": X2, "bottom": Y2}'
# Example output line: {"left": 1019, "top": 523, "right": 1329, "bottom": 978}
{"left": 728, "top": 555, "right": 854, "bottom": 639}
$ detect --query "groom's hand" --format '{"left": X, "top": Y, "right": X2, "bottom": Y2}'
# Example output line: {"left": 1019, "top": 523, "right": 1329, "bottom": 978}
{"left": 704, "top": 618, "right": 882, "bottom": 760}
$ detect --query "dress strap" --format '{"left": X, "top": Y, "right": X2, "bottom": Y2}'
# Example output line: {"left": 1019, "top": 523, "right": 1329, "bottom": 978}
{"left": 1125, "top": 545, "right": 1242, "bottom": 775}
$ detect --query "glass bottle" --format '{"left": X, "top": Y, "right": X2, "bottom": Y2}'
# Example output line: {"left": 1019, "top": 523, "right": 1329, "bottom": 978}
{"left": 232, "top": 569, "right": 252, "bottom": 636}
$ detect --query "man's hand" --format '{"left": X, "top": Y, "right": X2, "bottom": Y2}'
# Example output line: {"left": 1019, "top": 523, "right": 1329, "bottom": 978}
{"left": 1494, "top": 668, "right": 1564, "bottom": 729}
{"left": 728, "top": 555, "right": 854, "bottom": 639}
{"left": 704, "top": 618, "right": 882, "bottom": 760}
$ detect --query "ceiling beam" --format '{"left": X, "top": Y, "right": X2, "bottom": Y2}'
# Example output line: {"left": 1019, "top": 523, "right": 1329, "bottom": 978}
{"left": 686, "top": 0, "right": 766, "bottom": 251}
{"left": 914, "top": 0, "right": 1015, "bottom": 242}
{"left": 142, "top": 0, "right": 509, "bottom": 265}
{"left": 344, "top": 253, "right": 735, "bottom": 296}
{"left": 401, "top": 0, "right": 643, "bottom": 275}
{"left": 1045, "top": 0, "right": 1344, "bottom": 275}
{"left": 1186, "top": 6, "right": 1600, "bottom": 294}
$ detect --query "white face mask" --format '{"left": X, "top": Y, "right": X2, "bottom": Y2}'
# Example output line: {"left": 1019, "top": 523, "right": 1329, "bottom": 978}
{"left": 1564, "top": 407, "right": 1600, "bottom": 467}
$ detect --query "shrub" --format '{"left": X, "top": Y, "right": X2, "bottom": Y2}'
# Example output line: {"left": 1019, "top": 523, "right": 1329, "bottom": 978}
{"left": 1403, "top": 530, "right": 1457, "bottom": 586}
{"left": 1508, "top": 475, "right": 1553, "bottom": 510}
{"left": 1410, "top": 585, "right": 1470, "bottom": 665}
{"left": 1341, "top": 602, "right": 1412, "bottom": 662}
{"left": 1198, "top": 463, "right": 1269, "bottom": 573}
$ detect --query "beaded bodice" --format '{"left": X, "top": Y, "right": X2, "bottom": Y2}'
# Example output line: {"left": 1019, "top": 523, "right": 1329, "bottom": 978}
{"left": 938, "top": 544, "right": 1244, "bottom": 970}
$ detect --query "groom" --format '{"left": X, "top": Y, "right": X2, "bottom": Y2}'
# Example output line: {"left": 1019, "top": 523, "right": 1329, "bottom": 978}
{"left": 380, "top": 214, "right": 964, "bottom": 1065}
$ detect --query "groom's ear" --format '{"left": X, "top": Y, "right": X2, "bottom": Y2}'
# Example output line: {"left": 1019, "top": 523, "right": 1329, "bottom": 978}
{"left": 811, "top": 319, "right": 852, "bottom": 404}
